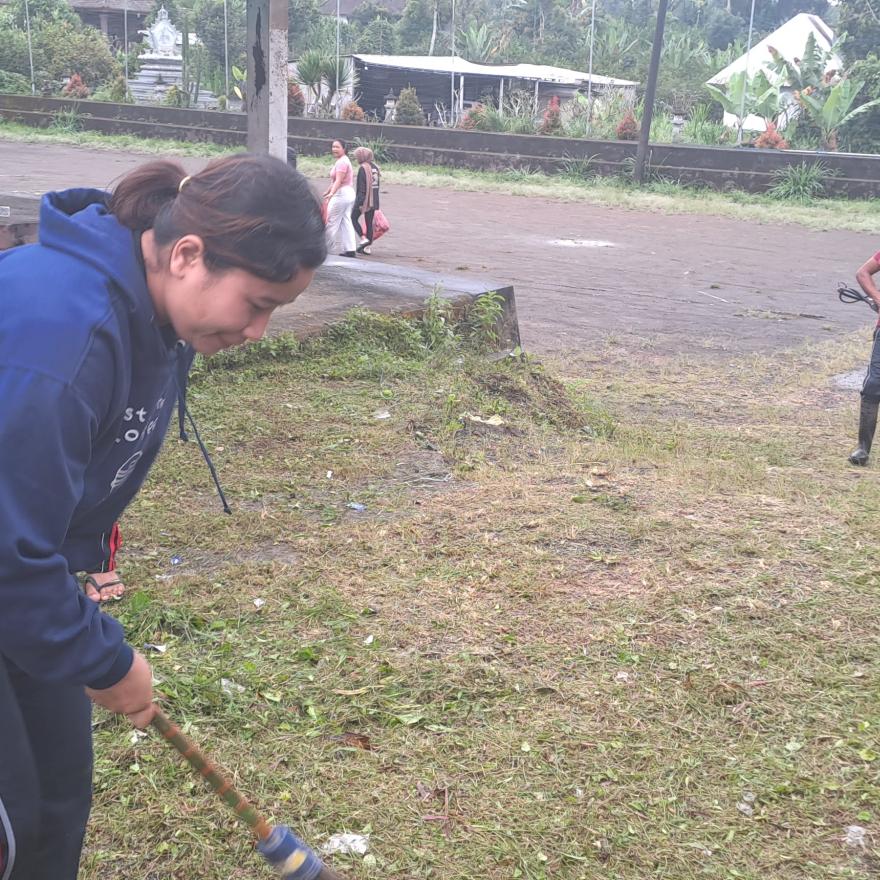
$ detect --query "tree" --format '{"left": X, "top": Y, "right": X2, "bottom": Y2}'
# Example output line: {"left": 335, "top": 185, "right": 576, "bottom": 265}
{"left": 833, "top": 0, "right": 879, "bottom": 63}
{"left": 0, "top": 13, "right": 33, "bottom": 78}
{"left": 193, "top": 0, "right": 247, "bottom": 81}
{"left": 288, "top": 0, "right": 323, "bottom": 56}
{"left": 6, "top": 0, "right": 77, "bottom": 30}
{"left": 587, "top": 19, "right": 646, "bottom": 80}
{"left": 460, "top": 23, "right": 500, "bottom": 62}
{"left": 348, "top": 0, "right": 402, "bottom": 25}
{"left": 33, "top": 20, "right": 121, "bottom": 88}
{"left": 294, "top": 49, "right": 326, "bottom": 111}
{"left": 842, "top": 53, "right": 880, "bottom": 150}
{"left": 397, "top": 0, "right": 438, "bottom": 53}
{"left": 395, "top": 86, "right": 425, "bottom": 124}
{"left": 357, "top": 17, "right": 398, "bottom": 53}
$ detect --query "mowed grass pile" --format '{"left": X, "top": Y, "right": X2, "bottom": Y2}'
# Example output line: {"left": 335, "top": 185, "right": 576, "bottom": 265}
{"left": 82, "top": 310, "right": 880, "bottom": 880}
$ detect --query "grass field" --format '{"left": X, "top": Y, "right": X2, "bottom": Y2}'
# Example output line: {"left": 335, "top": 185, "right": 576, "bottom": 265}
{"left": 2, "top": 119, "right": 880, "bottom": 232}
{"left": 76, "top": 309, "right": 880, "bottom": 880}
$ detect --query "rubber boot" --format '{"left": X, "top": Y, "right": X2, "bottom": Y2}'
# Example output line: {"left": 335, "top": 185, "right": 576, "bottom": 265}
{"left": 849, "top": 399, "right": 879, "bottom": 466}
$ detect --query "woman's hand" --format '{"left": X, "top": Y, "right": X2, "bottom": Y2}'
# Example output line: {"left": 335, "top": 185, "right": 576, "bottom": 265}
{"left": 83, "top": 570, "right": 126, "bottom": 602}
{"left": 85, "top": 650, "right": 156, "bottom": 728}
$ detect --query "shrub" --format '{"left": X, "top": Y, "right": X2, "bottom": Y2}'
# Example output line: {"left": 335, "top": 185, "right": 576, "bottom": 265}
{"left": 163, "top": 84, "right": 187, "bottom": 107}
{"left": 767, "top": 161, "right": 831, "bottom": 201}
{"left": 460, "top": 102, "right": 487, "bottom": 130}
{"left": 61, "top": 73, "right": 90, "bottom": 99}
{"left": 616, "top": 109, "right": 639, "bottom": 140}
{"left": 0, "top": 21, "right": 32, "bottom": 79}
{"left": 0, "top": 68, "right": 31, "bottom": 94}
{"left": 394, "top": 86, "right": 424, "bottom": 126}
{"left": 34, "top": 20, "right": 120, "bottom": 89}
{"left": 353, "top": 135, "right": 393, "bottom": 163}
{"left": 91, "top": 72, "right": 132, "bottom": 102}
{"left": 341, "top": 100, "right": 365, "bottom": 121}
{"left": 287, "top": 79, "right": 305, "bottom": 116}
{"left": 539, "top": 95, "right": 563, "bottom": 135}
{"left": 754, "top": 120, "right": 789, "bottom": 149}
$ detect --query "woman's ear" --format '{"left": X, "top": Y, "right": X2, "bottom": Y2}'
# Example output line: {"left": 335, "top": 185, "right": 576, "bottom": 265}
{"left": 168, "top": 234, "right": 207, "bottom": 279}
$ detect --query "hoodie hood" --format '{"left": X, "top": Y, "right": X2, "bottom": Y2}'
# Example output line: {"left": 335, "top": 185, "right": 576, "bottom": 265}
{"left": 39, "top": 188, "right": 160, "bottom": 334}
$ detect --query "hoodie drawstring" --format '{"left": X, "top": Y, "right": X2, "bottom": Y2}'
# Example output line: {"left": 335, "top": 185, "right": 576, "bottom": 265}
{"left": 175, "top": 346, "right": 231, "bottom": 515}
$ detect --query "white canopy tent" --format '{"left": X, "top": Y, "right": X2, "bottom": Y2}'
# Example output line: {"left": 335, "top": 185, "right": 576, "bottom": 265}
{"left": 707, "top": 13, "right": 841, "bottom": 131}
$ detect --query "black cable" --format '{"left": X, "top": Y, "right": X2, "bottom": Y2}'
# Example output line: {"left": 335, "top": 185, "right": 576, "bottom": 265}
{"left": 838, "top": 282, "right": 879, "bottom": 312}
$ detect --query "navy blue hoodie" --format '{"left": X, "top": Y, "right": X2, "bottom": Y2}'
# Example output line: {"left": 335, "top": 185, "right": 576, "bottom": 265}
{"left": 0, "top": 189, "right": 194, "bottom": 688}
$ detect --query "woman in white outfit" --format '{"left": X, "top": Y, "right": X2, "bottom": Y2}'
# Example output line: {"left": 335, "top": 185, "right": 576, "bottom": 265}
{"left": 322, "top": 139, "right": 358, "bottom": 258}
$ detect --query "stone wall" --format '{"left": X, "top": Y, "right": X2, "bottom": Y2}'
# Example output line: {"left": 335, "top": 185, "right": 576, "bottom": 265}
{"left": 3, "top": 94, "right": 879, "bottom": 196}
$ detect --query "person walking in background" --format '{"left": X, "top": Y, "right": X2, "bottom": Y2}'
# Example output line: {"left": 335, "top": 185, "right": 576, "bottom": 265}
{"left": 322, "top": 139, "right": 357, "bottom": 258}
{"left": 352, "top": 146, "right": 381, "bottom": 255}
{"left": 849, "top": 251, "right": 880, "bottom": 465}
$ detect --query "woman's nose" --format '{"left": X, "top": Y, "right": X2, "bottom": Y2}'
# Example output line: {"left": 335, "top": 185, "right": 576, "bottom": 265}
{"left": 244, "top": 311, "right": 272, "bottom": 341}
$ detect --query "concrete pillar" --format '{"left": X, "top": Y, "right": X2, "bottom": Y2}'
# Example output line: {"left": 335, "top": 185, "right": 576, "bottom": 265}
{"left": 246, "top": 0, "right": 288, "bottom": 159}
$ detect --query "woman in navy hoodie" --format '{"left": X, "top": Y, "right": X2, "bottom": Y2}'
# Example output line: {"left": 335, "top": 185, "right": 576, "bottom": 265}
{"left": 0, "top": 153, "right": 326, "bottom": 880}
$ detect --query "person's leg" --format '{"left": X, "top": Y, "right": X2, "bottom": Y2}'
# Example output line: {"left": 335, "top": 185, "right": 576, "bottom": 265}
{"left": 351, "top": 205, "right": 365, "bottom": 243}
{"left": 324, "top": 195, "right": 342, "bottom": 253}
{"left": 339, "top": 191, "right": 358, "bottom": 256}
{"left": 5, "top": 660, "right": 93, "bottom": 880}
{"left": 850, "top": 329, "right": 880, "bottom": 465}
{"left": 0, "top": 656, "right": 41, "bottom": 880}
{"left": 357, "top": 211, "right": 375, "bottom": 254}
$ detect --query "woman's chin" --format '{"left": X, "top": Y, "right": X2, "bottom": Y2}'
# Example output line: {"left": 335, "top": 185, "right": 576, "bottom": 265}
{"left": 196, "top": 335, "right": 241, "bottom": 356}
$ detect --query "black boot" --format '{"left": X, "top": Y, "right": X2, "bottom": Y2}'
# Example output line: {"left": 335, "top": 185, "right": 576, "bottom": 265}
{"left": 849, "top": 399, "right": 879, "bottom": 466}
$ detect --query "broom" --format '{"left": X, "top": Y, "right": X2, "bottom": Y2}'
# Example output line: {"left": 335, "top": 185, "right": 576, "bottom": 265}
{"left": 151, "top": 707, "right": 345, "bottom": 880}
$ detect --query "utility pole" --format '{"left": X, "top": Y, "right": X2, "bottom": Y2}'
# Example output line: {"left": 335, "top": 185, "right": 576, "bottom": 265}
{"left": 246, "top": 0, "right": 289, "bottom": 158}
{"left": 634, "top": 0, "right": 669, "bottom": 185}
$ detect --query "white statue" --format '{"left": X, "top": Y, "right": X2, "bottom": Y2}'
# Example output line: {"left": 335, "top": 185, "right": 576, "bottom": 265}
{"left": 141, "top": 6, "right": 181, "bottom": 58}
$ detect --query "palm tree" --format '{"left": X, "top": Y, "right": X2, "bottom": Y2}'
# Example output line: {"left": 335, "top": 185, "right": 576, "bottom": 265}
{"left": 320, "top": 55, "right": 357, "bottom": 114}
{"left": 294, "top": 49, "right": 326, "bottom": 113}
{"left": 460, "top": 23, "right": 499, "bottom": 62}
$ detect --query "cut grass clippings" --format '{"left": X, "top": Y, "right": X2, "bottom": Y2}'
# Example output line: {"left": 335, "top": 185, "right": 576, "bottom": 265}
{"left": 77, "top": 310, "right": 879, "bottom": 880}
{"left": 1, "top": 118, "right": 879, "bottom": 232}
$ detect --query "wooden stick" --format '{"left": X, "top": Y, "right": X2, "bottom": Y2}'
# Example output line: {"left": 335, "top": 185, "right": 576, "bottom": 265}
{"left": 151, "top": 707, "right": 273, "bottom": 840}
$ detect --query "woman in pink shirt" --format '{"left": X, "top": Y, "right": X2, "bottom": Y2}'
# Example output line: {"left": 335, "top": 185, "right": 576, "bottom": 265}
{"left": 322, "top": 139, "right": 357, "bottom": 257}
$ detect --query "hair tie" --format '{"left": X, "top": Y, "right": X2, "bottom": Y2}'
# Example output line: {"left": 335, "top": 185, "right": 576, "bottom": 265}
{"left": 178, "top": 175, "right": 192, "bottom": 193}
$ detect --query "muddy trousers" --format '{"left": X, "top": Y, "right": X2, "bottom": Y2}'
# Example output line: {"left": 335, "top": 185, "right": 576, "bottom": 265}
{"left": 0, "top": 655, "right": 93, "bottom": 880}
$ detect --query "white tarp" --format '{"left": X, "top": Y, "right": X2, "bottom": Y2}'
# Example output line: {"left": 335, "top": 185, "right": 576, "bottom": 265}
{"left": 353, "top": 54, "right": 637, "bottom": 88}
{"left": 706, "top": 13, "right": 840, "bottom": 131}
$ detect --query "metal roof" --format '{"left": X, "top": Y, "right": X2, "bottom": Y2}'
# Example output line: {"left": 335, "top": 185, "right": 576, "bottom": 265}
{"left": 353, "top": 54, "right": 637, "bottom": 87}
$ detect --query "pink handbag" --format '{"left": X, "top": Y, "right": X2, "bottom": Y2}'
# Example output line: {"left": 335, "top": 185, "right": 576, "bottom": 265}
{"left": 371, "top": 209, "right": 390, "bottom": 241}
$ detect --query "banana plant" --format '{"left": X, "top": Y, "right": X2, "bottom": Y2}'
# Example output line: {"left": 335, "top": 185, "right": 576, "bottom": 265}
{"left": 797, "top": 77, "right": 880, "bottom": 150}
{"left": 705, "top": 70, "right": 780, "bottom": 141}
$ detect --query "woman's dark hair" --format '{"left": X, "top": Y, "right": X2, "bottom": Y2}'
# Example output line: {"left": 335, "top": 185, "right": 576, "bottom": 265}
{"left": 332, "top": 138, "right": 347, "bottom": 151}
{"left": 108, "top": 154, "right": 326, "bottom": 282}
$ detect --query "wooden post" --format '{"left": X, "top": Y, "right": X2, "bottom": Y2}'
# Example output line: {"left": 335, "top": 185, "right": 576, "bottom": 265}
{"left": 246, "top": 0, "right": 288, "bottom": 159}
{"left": 634, "top": 0, "right": 669, "bottom": 184}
